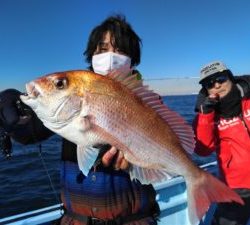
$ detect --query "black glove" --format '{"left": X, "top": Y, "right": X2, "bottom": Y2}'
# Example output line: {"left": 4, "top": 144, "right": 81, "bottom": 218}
{"left": 199, "top": 97, "right": 219, "bottom": 114}
{"left": 0, "top": 89, "right": 27, "bottom": 158}
{"left": 194, "top": 88, "right": 219, "bottom": 114}
{"left": 0, "top": 89, "right": 24, "bottom": 131}
{"left": 0, "top": 89, "right": 53, "bottom": 148}
{"left": 0, "top": 89, "right": 30, "bottom": 157}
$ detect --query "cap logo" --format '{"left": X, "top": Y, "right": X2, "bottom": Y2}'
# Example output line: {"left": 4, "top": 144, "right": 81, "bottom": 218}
{"left": 200, "top": 62, "right": 221, "bottom": 75}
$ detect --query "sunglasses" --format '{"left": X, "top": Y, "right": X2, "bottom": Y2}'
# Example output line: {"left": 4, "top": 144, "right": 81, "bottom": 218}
{"left": 202, "top": 75, "right": 228, "bottom": 89}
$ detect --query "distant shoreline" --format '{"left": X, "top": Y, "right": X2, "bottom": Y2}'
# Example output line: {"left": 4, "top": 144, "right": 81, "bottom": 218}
{"left": 162, "top": 92, "right": 198, "bottom": 97}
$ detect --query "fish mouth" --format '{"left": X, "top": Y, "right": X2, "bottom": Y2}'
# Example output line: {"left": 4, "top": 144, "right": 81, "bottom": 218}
{"left": 24, "top": 82, "right": 41, "bottom": 99}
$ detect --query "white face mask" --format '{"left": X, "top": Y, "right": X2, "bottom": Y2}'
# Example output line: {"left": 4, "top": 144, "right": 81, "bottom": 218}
{"left": 92, "top": 52, "right": 131, "bottom": 75}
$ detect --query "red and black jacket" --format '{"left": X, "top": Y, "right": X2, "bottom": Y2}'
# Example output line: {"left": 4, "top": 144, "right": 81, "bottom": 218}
{"left": 193, "top": 75, "right": 250, "bottom": 189}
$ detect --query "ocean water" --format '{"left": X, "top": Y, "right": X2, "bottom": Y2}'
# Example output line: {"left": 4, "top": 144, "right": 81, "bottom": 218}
{"left": 0, "top": 94, "right": 216, "bottom": 218}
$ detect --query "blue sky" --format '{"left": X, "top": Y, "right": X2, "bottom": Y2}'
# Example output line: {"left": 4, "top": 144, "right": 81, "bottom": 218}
{"left": 1, "top": 0, "right": 250, "bottom": 94}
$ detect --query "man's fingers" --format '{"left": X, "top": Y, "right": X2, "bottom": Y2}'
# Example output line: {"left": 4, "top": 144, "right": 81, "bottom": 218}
{"left": 102, "top": 147, "right": 129, "bottom": 170}
{"left": 114, "top": 150, "right": 123, "bottom": 169}
{"left": 102, "top": 146, "right": 117, "bottom": 167}
{"left": 114, "top": 151, "right": 129, "bottom": 170}
{"left": 119, "top": 158, "right": 129, "bottom": 170}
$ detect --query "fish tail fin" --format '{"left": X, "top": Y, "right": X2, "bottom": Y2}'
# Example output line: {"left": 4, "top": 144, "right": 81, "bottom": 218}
{"left": 186, "top": 170, "right": 244, "bottom": 225}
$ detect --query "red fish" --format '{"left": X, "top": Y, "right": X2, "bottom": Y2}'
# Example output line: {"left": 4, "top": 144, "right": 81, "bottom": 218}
{"left": 21, "top": 69, "right": 244, "bottom": 225}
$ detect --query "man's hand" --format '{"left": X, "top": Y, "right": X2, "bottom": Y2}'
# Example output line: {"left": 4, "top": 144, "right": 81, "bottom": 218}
{"left": 102, "top": 146, "right": 129, "bottom": 170}
{"left": 0, "top": 89, "right": 29, "bottom": 132}
{"left": 0, "top": 89, "right": 20, "bottom": 128}
{"left": 199, "top": 94, "right": 219, "bottom": 114}
{"left": 0, "top": 89, "right": 23, "bottom": 158}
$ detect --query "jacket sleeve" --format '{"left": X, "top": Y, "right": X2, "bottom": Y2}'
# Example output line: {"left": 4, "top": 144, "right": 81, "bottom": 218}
{"left": 193, "top": 111, "right": 218, "bottom": 156}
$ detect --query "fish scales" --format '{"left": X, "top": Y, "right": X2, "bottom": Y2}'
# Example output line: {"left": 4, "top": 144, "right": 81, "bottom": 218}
{"left": 87, "top": 83, "right": 189, "bottom": 172}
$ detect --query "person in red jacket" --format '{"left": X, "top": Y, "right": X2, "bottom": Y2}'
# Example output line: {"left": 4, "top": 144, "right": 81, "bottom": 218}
{"left": 193, "top": 60, "right": 250, "bottom": 225}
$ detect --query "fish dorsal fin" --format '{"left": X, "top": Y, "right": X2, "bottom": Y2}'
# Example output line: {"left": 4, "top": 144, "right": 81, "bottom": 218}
{"left": 107, "top": 69, "right": 195, "bottom": 154}
{"left": 108, "top": 67, "right": 143, "bottom": 90}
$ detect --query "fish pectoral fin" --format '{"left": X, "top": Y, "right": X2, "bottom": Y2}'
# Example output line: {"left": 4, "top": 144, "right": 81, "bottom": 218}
{"left": 77, "top": 145, "right": 99, "bottom": 176}
{"left": 129, "top": 165, "right": 174, "bottom": 184}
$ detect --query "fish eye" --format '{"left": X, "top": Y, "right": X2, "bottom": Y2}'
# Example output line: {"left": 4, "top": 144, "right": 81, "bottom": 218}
{"left": 54, "top": 78, "right": 68, "bottom": 89}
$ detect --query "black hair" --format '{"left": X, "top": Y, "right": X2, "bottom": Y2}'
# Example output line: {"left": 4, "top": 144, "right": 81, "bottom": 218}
{"left": 83, "top": 14, "right": 142, "bottom": 69}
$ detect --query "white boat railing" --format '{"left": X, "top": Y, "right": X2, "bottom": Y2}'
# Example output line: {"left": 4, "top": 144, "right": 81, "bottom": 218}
{"left": 0, "top": 204, "right": 64, "bottom": 225}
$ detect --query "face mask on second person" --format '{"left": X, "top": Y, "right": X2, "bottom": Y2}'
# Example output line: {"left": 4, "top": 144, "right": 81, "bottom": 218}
{"left": 92, "top": 52, "right": 131, "bottom": 75}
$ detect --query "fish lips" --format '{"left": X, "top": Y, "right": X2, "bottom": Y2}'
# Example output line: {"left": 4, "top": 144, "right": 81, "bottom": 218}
{"left": 20, "top": 82, "right": 41, "bottom": 107}
{"left": 26, "top": 82, "right": 41, "bottom": 98}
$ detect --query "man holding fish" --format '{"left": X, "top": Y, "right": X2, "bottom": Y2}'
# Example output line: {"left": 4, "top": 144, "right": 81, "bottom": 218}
{"left": 0, "top": 15, "right": 160, "bottom": 225}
